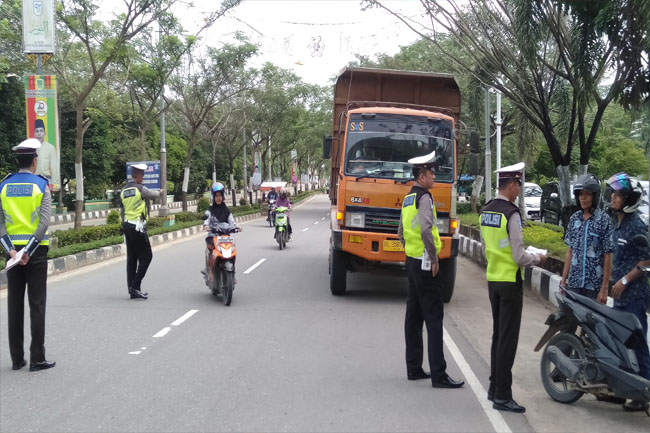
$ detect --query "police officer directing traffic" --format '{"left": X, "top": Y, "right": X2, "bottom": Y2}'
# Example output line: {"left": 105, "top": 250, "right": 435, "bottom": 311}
{"left": 120, "top": 163, "right": 163, "bottom": 300}
{"left": 479, "top": 162, "right": 547, "bottom": 413}
{"left": 398, "top": 150, "right": 464, "bottom": 389}
{"left": 0, "top": 138, "right": 56, "bottom": 371}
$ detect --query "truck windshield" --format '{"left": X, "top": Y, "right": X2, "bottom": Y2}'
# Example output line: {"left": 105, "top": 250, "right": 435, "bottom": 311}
{"left": 344, "top": 114, "right": 454, "bottom": 182}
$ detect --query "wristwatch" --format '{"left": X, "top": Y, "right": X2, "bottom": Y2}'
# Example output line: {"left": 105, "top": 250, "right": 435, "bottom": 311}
{"left": 621, "top": 276, "right": 628, "bottom": 286}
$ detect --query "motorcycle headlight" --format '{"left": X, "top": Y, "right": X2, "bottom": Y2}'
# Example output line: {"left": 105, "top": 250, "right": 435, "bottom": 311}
{"left": 345, "top": 212, "right": 365, "bottom": 228}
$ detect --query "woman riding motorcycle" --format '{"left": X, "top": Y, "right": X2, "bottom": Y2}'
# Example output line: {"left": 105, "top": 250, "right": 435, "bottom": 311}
{"left": 202, "top": 183, "right": 241, "bottom": 280}
{"left": 275, "top": 190, "right": 292, "bottom": 241}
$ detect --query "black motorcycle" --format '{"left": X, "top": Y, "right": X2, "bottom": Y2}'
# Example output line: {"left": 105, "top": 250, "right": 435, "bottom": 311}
{"left": 534, "top": 285, "right": 650, "bottom": 415}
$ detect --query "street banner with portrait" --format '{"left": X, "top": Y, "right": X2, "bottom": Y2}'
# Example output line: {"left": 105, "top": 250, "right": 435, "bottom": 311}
{"left": 22, "top": 0, "right": 56, "bottom": 53}
{"left": 24, "top": 74, "right": 60, "bottom": 190}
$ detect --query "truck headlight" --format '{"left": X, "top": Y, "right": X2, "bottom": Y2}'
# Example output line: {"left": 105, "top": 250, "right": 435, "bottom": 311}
{"left": 436, "top": 217, "right": 449, "bottom": 234}
{"left": 345, "top": 212, "right": 365, "bottom": 228}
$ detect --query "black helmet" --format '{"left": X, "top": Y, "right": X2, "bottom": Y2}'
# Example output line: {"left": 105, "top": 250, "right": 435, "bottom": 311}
{"left": 573, "top": 173, "right": 601, "bottom": 210}
{"left": 606, "top": 172, "right": 642, "bottom": 213}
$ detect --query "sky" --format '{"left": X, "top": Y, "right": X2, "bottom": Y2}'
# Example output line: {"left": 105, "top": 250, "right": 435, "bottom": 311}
{"left": 177, "top": 0, "right": 430, "bottom": 85}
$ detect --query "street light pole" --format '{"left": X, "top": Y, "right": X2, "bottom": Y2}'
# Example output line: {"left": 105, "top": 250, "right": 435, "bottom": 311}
{"left": 485, "top": 88, "right": 492, "bottom": 202}
{"left": 158, "top": 14, "right": 168, "bottom": 217}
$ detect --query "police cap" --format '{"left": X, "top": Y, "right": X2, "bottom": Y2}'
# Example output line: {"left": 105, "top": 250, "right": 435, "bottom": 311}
{"left": 408, "top": 150, "right": 436, "bottom": 172}
{"left": 11, "top": 138, "right": 41, "bottom": 155}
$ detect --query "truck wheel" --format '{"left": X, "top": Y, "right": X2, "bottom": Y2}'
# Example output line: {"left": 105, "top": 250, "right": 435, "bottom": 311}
{"left": 330, "top": 247, "right": 347, "bottom": 295}
{"left": 437, "top": 257, "right": 457, "bottom": 303}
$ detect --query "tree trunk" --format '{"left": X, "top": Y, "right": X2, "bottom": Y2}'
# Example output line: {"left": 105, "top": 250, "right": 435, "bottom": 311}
{"left": 74, "top": 106, "right": 85, "bottom": 229}
{"left": 470, "top": 175, "right": 484, "bottom": 213}
{"left": 578, "top": 164, "right": 588, "bottom": 175}
{"left": 139, "top": 127, "right": 148, "bottom": 159}
{"left": 181, "top": 166, "right": 190, "bottom": 212}
{"left": 557, "top": 165, "right": 573, "bottom": 228}
{"left": 519, "top": 169, "right": 526, "bottom": 225}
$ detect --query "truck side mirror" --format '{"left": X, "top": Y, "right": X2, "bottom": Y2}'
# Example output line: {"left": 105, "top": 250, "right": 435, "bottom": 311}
{"left": 469, "top": 153, "right": 480, "bottom": 175}
{"left": 322, "top": 135, "right": 332, "bottom": 159}
{"left": 469, "top": 131, "right": 480, "bottom": 153}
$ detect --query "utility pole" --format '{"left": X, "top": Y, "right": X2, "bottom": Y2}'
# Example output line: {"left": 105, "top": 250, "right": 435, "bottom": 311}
{"left": 485, "top": 88, "right": 492, "bottom": 202}
{"left": 242, "top": 112, "right": 248, "bottom": 204}
{"left": 495, "top": 89, "right": 502, "bottom": 190}
{"left": 158, "top": 11, "right": 168, "bottom": 216}
{"left": 268, "top": 136, "right": 272, "bottom": 181}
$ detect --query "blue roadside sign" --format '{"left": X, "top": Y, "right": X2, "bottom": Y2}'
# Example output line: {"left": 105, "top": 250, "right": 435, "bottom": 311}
{"left": 126, "top": 161, "right": 161, "bottom": 189}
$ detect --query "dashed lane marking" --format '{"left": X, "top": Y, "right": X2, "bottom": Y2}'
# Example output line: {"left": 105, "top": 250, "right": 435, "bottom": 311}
{"left": 302, "top": 228, "right": 310, "bottom": 232}
{"left": 243, "top": 258, "right": 266, "bottom": 275}
{"left": 171, "top": 309, "right": 198, "bottom": 326}
{"left": 314, "top": 221, "right": 319, "bottom": 225}
{"left": 153, "top": 327, "right": 171, "bottom": 338}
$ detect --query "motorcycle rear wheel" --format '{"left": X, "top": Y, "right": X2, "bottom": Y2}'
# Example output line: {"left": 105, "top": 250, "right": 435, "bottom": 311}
{"left": 222, "top": 271, "right": 234, "bottom": 306}
{"left": 540, "top": 333, "right": 586, "bottom": 403}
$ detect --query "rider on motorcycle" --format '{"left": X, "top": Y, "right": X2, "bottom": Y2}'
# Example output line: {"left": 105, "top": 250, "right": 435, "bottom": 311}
{"left": 202, "top": 183, "right": 241, "bottom": 280}
{"left": 276, "top": 190, "right": 292, "bottom": 241}
{"left": 266, "top": 187, "right": 278, "bottom": 222}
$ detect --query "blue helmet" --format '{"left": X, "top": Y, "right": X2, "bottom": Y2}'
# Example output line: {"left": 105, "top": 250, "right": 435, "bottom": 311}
{"left": 211, "top": 182, "right": 225, "bottom": 199}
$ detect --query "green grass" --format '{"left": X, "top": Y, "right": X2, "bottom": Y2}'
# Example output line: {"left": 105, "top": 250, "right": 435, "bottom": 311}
{"left": 458, "top": 211, "right": 567, "bottom": 259}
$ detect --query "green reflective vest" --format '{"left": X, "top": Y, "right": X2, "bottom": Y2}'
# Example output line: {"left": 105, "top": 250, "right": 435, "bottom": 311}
{"left": 120, "top": 183, "right": 147, "bottom": 222}
{"left": 0, "top": 172, "right": 49, "bottom": 246}
{"left": 480, "top": 199, "right": 522, "bottom": 282}
{"left": 401, "top": 186, "right": 442, "bottom": 259}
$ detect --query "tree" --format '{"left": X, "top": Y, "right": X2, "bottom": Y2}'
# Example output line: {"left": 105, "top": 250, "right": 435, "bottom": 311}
{"left": 53, "top": 0, "right": 178, "bottom": 229}
{"left": 369, "top": 0, "right": 650, "bottom": 217}
{"left": 169, "top": 39, "right": 257, "bottom": 210}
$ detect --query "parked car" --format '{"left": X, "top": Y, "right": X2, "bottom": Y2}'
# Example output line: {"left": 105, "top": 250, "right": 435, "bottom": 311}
{"left": 540, "top": 181, "right": 577, "bottom": 227}
{"left": 523, "top": 182, "right": 542, "bottom": 220}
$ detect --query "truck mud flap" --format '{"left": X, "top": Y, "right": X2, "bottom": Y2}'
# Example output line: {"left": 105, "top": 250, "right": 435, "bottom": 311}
{"left": 331, "top": 230, "right": 343, "bottom": 250}
{"left": 450, "top": 238, "right": 459, "bottom": 257}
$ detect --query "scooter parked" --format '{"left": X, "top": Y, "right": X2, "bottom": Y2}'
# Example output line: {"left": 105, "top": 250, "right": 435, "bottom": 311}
{"left": 534, "top": 286, "right": 650, "bottom": 415}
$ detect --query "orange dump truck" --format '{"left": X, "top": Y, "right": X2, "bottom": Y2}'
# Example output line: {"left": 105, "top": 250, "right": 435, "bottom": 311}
{"left": 323, "top": 67, "right": 461, "bottom": 301}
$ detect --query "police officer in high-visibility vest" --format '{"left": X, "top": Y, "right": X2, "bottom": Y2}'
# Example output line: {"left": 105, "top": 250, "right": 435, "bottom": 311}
{"left": 120, "top": 163, "right": 163, "bottom": 300}
{"left": 398, "top": 150, "right": 464, "bottom": 389}
{"left": 0, "top": 138, "right": 56, "bottom": 372}
{"left": 480, "top": 162, "right": 547, "bottom": 413}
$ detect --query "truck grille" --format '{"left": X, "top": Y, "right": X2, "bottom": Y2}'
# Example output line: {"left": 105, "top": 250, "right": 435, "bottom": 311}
{"left": 346, "top": 206, "right": 401, "bottom": 234}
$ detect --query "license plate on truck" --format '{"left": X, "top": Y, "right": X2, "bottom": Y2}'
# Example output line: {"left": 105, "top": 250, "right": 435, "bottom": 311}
{"left": 383, "top": 240, "right": 404, "bottom": 252}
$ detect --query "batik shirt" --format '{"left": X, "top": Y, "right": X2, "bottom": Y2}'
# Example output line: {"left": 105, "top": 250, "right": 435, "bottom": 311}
{"left": 611, "top": 212, "right": 650, "bottom": 307}
{"left": 564, "top": 209, "right": 613, "bottom": 292}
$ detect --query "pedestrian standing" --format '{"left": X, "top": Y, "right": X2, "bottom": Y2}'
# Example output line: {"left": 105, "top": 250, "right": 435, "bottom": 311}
{"left": 605, "top": 172, "right": 650, "bottom": 412}
{"left": 120, "top": 163, "right": 164, "bottom": 300}
{"left": 398, "top": 150, "right": 464, "bottom": 389}
{"left": 479, "top": 162, "right": 547, "bottom": 413}
{"left": 561, "top": 174, "right": 612, "bottom": 303}
{"left": 0, "top": 138, "right": 56, "bottom": 371}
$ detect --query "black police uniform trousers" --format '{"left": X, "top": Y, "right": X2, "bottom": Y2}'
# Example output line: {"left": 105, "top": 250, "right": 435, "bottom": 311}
{"left": 123, "top": 222, "right": 152, "bottom": 292}
{"left": 6, "top": 246, "right": 48, "bottom": 364}
{"left": 405, "top": 256, "right": 447, "bottom": 381}
{"left": 487, "top": 272, "right": 524, "bottom": 401}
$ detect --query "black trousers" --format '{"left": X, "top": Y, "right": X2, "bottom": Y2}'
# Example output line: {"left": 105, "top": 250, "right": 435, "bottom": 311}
{"left": 123, "top": 222, "right": 152, "bottom": 292}
{"left": 488, "top": 274, "right": 523, "bottom": 401}
{"left": 6, "top": 246, "right": 49, "bottom": 364}
{"left": 405, "top": 256, "right": 447, "bottom": 381}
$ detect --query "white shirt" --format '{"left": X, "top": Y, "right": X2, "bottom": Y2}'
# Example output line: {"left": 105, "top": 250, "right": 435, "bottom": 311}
{"left": 36, "top": 141, "right": 60, "bottom": 190}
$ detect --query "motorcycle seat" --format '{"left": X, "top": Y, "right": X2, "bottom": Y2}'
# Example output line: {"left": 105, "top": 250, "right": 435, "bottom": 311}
{"left": 569, "top": 291, "right": 642, "bottom": 332}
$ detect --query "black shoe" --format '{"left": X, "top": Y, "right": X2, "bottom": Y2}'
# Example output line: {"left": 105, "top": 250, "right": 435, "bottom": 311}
{"left": 407, "top": 369, "right": 431, "bottom": 381}
{"left": 493, "top": 398, "right": 526, "bottom": 413}
{"left": 129, "top": 289, "right": 148, "bottom": 299}
{"left": 623, "top": 400, "right": 649, "bottom": 412}
{"left": 29, "top": 360, "right": 56, "bottom": 372}
{"left": 596, "top": 394, "right": 626, "bottom": 404}
{"left": 12, "top": 360, "right": 26, "bottom": 370}
{"left": 487, "top": 391, "right": 494, "bottom": 401}
{"left": 432, "top": 374, "right": 464, "bottom": 388}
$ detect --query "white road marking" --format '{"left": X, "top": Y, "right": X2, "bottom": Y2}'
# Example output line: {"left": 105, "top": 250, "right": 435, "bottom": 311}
{"left": 321, "top": 217, "right": 325, "bottom": 220}
{"left": 302, "top": 228, "right": 310, "bottom": 232}
{"left": 171, "top": 309, "right": 198, "bottom": 326}
{"left": 243, "top": 258, "right": 266, "bottom": 274}
{"left": 128, "top": 351, "right": 141, "bottom": 355}
{"left": 443, "top": 327, "right": 511, "bottom": 433}
{"left": 153, "top": 327, "right": 172, "bottom": 338}
{"left": 313, "top": 221, "right": 319, "bottom": 225}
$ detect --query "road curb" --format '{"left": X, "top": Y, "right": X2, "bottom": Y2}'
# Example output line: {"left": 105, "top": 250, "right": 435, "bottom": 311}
{"left": 49, "top": 200, "right": 199, "bottom": 225}
{"left": 0, "top": 212, "right": 262, "bottom": 290}
{"left": 458, "top": 234, "right": 560, "bottom": 307}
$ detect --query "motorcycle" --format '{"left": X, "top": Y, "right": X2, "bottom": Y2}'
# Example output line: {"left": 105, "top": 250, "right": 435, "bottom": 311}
{"left": 268, "top": 199, "right": 277, "bottom": 227}
{"left": 534, "top": 285, "right": 650, "bottom": 414}
{"left": 274, "top": 206, "right": 289, "bottom": 250}
{"left": 202, "top": 223, "right": 238, "bottom": 306}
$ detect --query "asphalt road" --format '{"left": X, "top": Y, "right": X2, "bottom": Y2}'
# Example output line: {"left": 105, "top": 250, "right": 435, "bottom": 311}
{"left": 1, "top": 194, "right": 648, "bottom": 432}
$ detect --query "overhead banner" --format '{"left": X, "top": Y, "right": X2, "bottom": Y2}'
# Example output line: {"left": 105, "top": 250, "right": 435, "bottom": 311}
{"left": 24, "top": 74, "right": 60, "bottom": 190}
{"left": 22, "top": 0, "right": 56, "bottom": 53}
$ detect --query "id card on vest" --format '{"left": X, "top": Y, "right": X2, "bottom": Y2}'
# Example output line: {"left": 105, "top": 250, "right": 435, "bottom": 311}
{"left": 421, "top": 250, "right": 432, "bottom": 271}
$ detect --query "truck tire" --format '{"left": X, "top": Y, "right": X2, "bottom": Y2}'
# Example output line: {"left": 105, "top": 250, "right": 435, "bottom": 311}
{"left": 330, "top": 247, "right": 347, "bottom": 295}
{"left": 437, "top": 256, "right": 457, "bottom": 303}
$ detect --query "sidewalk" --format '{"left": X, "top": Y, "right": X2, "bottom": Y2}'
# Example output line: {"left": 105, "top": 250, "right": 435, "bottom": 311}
{"left": 49, "top": 200, "right": 199, "bottom": 225}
